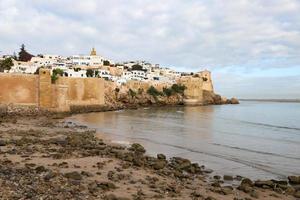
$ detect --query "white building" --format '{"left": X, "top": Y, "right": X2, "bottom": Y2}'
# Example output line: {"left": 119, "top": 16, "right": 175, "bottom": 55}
{"left": 131, "top": 70, "right": 146, "bottom": 80}
{"left": 69, "top": 48, "right": 106, "bottom": 66}
{"left": 9, "top": 60, "right": 39, "bottom": 74}
{"left": 97, "top": 69, "right": 112, "bottom": 80}
{"left": 64, "top": 68, "right": 87, "bottom": 78}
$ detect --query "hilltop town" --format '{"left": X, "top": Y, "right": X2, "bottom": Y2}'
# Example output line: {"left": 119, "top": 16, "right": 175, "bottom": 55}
{"left": 1, "top": 45, "right": 209, "bottom": 86}
{"left": 0, "top": 45, "right": 238, "bottom": 114}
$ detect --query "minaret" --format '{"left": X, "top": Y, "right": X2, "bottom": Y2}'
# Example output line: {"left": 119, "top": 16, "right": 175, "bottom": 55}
{"left": 90, "top": 47, "right": 97, "bottom": 56}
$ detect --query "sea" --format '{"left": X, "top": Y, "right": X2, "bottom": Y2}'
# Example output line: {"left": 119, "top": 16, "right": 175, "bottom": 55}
{"left": 68, "top": 101, "right": 300, "bottom": 180}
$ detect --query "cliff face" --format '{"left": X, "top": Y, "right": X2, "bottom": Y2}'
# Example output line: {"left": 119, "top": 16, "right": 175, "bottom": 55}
{"left": 104, "top": 83, "right": 238, "bottom": 110}
{"left": 104, "top": 83, "right": 184, "bottom": 110}
{"left": 203, "top": 90, "right": 239, "bottom": 105}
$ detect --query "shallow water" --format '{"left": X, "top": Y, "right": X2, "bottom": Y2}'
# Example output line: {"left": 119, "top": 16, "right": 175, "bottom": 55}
{"left": 68, "top": 101, "right": 300, "bottom": 180}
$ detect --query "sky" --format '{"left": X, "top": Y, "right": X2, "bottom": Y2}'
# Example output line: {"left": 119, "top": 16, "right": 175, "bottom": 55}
{"left": 0, "top": 0, "right": 300, "bottom": 99}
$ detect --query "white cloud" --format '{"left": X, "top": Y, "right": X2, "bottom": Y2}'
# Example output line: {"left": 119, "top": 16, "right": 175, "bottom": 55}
{"left": 1, "top": 0, "right": 300, "bottom": 98}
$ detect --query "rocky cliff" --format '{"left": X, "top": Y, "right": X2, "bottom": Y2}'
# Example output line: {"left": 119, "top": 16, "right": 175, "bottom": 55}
{"left": 203, "top": 90, "right": 239, "bottom": 105}
{"left": 104, "top": 82, "right": 184, "bottom": 110}
{"left": 104, "top": 82, "right": 238, "bottom": 110}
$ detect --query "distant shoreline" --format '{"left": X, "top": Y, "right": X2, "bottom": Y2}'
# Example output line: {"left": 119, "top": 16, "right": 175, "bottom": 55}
{"left": 240, "top": 99, "right": 300, "bottom": 103}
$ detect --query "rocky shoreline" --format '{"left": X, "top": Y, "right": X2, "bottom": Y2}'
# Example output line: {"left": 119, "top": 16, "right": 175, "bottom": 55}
{"left": 0, "top": 114, "right": 299, "bottom": 199}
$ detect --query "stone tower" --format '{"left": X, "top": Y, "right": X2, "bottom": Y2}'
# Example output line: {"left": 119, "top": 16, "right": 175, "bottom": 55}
{"left": 90, "top": 47, "right": 97, "bottom": 56}
{"left": 179, "top": 76, "right": 203, "bottom": 105}
{"left": 39, "top": 68, "right": 53, "bottom": 109}
{"left": 198, "top": 70, "right": 214, "bottom": 92}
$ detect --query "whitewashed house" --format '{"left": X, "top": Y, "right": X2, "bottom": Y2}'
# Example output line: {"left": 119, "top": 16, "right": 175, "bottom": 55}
{"left": 8, "top": 60, "right": 39, "bottom": 74}
{"left": 64, "top": 68, "right": 87, "bottom": 78}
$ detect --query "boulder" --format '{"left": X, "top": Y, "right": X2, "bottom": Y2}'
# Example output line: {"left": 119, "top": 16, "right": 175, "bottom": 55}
{"left": 97, "top": 182, "right": 117, "bottom": 191}
{"left": 221, "top": 186, "right": 233, "bottom": 195}
{"left": 35, "top": 166, "right": 47, "bottom": 173}
{"left": 230, "top": 98, "right": 239, "bottom": 104}
{"left": 294, "top": 191, "right": 300, "bottom": 198}
{"left": 223, "top": 175, "right": 233, "bottom": 181}
{"left": 129, "top": 143, "right": 146, "bottom": 154}
{"left": 238, "top": 178, "right": 254, "bottom": 193}
{"left": 170, "top": 157, "right": 191, "bottom": 171}
{"left": 153, "top": 160, "right": 167, "bottom": 170}
{"left": 157, "top": 154, "right": 166, "bottom": 160}
{"left": 64, "top": 171, "right": 82, "bottom": 180}
{"left": 288, "top": 176, "right": 300, "bottom": 184}
{"left": 241, "top": 178, "right": 253, "bottom": 186}
{"left": 285, "top": 186, "right": 296, "bottom": 195}
{"left": 254, "top": 180, "right": 274, "bottom": 188}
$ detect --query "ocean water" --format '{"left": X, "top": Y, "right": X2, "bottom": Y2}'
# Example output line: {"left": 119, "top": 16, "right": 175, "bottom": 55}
{"left": 68, "top": 101, "right": 300, "bottom": 180}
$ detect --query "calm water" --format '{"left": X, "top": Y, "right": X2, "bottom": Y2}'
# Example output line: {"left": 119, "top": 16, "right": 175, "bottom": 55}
{"left": 68, "top": 101, "right": 300, "bottom": 180}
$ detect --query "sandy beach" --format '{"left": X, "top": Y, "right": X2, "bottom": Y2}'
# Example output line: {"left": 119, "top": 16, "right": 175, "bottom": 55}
{"left": 0, "top": 114, "right": 298, "bottom": 200}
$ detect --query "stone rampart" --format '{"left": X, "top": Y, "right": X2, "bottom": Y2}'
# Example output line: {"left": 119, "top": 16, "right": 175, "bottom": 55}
{"left": 0, "top": 69, "right": 105, "bottom": 114}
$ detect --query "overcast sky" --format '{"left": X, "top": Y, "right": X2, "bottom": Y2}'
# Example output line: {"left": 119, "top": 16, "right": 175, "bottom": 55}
{"left": 0, "top": 0, "right": 300, "bottom": 99}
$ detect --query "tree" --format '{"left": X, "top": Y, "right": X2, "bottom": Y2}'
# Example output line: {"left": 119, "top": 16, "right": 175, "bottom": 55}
{"left": 86, "top": 69, "right": 94, "bottom": 77}
{"left": 18, "top": 44, "right": 34, "bottom": 62}
{"left": 103, "top": 60, "right": 110, "bottom": 66}
{"left": 0, "top": 58, "right": 14, "bottom": 72}
{"left": 51, "top": 68, "right": 64, "bottom": 83}
{"left": 131, "top": 64, "right": 145, "bottom": 71}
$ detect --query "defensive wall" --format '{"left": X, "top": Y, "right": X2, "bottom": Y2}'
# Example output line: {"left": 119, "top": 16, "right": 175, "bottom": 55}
{"left": 0, "top": 69, "right": 105, "bottom": 113}
{"left": 0, "top": 69, "right": 214, "bottom": 114}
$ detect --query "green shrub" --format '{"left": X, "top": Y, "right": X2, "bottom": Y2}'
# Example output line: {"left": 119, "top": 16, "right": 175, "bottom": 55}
{"left": 86, "top": 69, "right": 94, "bottom": 77}
{"left": 128, "top": 89, "right": 137, "bottom": 97}
{"left": 147, "top": 86, "right": 162, "bottom": 96}
{"left": 163, "top": 87, "right": 173, "bottom": 97}
{"left": 51, "top": 68, "right": 64, "bottom": 83}
{"left": 103, "top": 60, "right": 110, "bottom": 66}
{"left": 0, "top": 57, "right": 13, "bottom": 72}
{"left": 171, "top": 84, "right": 186, "bottom": 94}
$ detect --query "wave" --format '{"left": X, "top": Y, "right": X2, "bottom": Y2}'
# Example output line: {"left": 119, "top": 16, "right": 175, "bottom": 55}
{"left": 213, "top": 116, "right": 300, "bottom": 132}
{"left": 212, "top": 143, "right": 300, "bottom": 161}
{"left": 239, "top": 120, "right": 300, "bottom": 131}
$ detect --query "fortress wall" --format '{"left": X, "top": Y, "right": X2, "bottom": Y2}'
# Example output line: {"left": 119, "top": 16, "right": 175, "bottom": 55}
{"left": 198, "top": 71, "right": 214, "bottom": 92}
{"left": 179, "top": 77, "right": 204, "bottom": 105}
{"left": 0, "top": 70, "right": 105, "bottom": 113}
{"left": 0, "top": 73, "right": 38, "bottom": 106}
{"left": 126, "top": 80, "right": 150, "bottom": 92}
{"left": 57, "top": 77, "right": 105, "bottom": 106}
